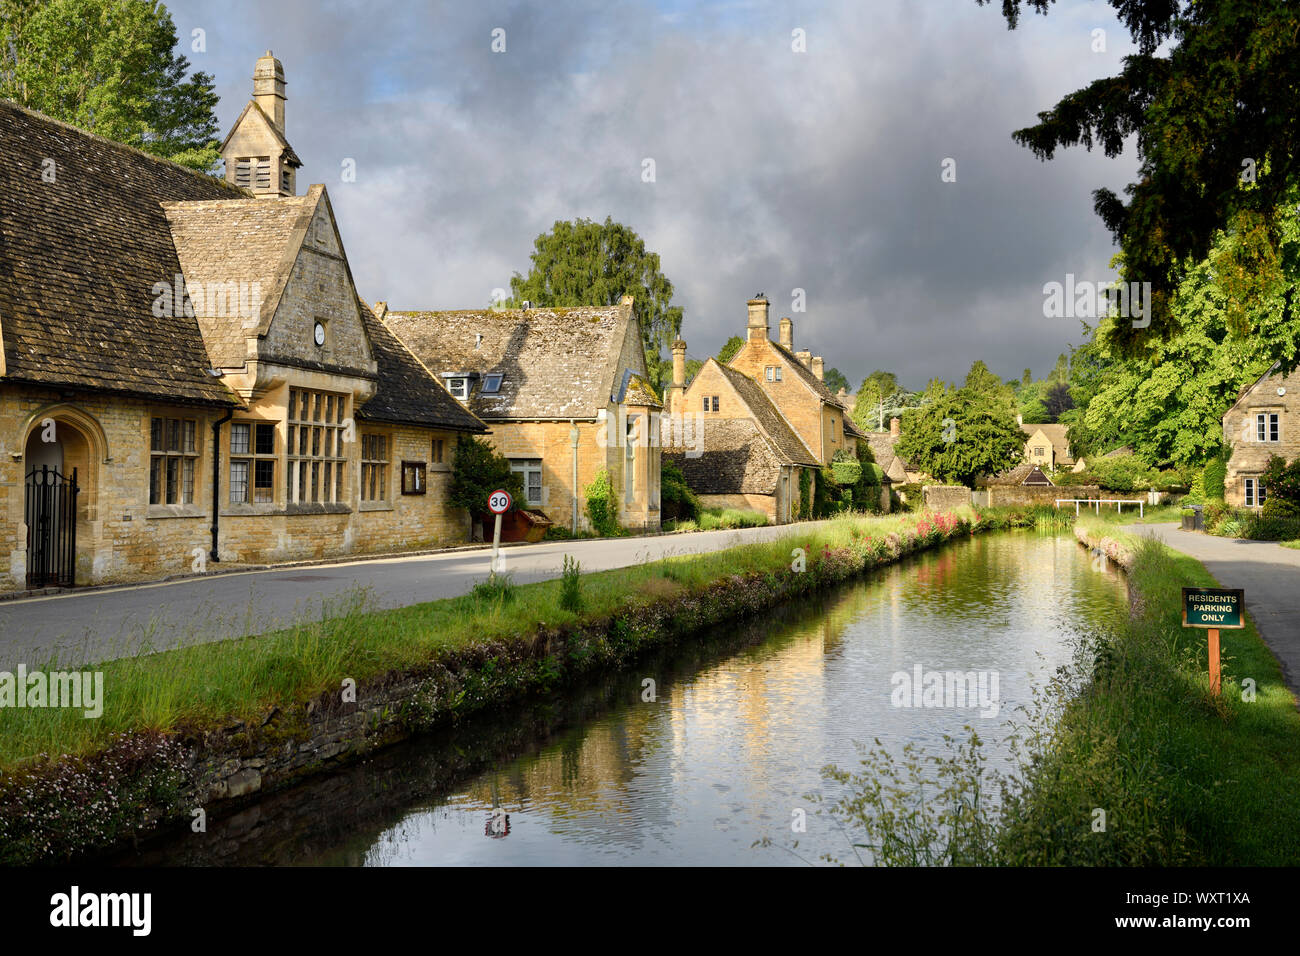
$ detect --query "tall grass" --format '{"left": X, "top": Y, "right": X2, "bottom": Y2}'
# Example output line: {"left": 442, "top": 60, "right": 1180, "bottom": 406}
{"left": 818, "top": 524, "right": 1300, "bottom": 865}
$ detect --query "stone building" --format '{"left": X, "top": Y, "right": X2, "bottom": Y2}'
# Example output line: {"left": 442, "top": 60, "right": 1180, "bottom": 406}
{"left": 864, "top": 417, "right": 929, "bottom": 484}
{"left": 662, "top": 356, "right": 819, "bottom": 523}
{"left": 724, "top": 296, "right": 863, "bottom": 463}
{"left": 1222, "top": 362, "right": 1300, "bottom": 508}
{"left": 1019, "top": 421, "right": 1076, "bottom": 471}
{"left": 0, "top": 55, "right": 486, "bottom": 590}
{"left": 380, "top": 299, "right": 662, "bottom": 533}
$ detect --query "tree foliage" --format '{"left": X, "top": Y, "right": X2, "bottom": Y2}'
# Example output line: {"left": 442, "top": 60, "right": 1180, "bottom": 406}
{"left": 448, "top": 434, "right": 524, "bottom": 516}
{"left": 0, "top": 0, "right": 221, "bottom": 171}
{"left": 508, "top": 216, "right": 684, "bottom": 385}
{"left": 896, "top": 381, "right": 1023, "bottom": 487}
{"left": 716, "top": 335, "right": 744, "bottom": 365}
{"left": 978, "top": 0, "right": 1300, "bottom": 355}
{"left": 822, "top": 367, "right": 850, "bottom": 395}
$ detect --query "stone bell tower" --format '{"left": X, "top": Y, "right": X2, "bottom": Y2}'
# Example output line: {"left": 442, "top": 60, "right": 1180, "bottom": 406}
{"left": 220, "top": 51, "right": 302, "bottom": 197}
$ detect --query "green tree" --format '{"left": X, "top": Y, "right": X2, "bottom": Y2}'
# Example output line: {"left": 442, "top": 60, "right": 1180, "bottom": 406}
{"left": 822, "top": 367, "right": 850, "bottom": 395}
{"left": 716, "top": 335, "right": 744, "bottom": 365}
{"left": 1072, "top": 202, "right": 1300, "bottom": 467}
{"left": 978, "top": 0, "right": 1300, "bottom": 354}
{"left": 0, "top": 0, "right": 221, "bottom": 171}
{"left": 508, "top": 216, "right": 684, "bottom": 385}
{"left": 1043, "top": 381, "right": 1074, "bottom": 420}
{"left": 448, "top": 434, "right": 525, "bottom": 526}
{"left": 961, "top": 360, "right": 1016, "bottom": 414}
{"left": 896, "top": 388, "right": 1023, "bottom": 488}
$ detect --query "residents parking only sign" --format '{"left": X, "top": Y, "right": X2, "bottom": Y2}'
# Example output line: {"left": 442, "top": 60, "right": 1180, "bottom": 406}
{"left": 1182, "top": 588, "right": 1245, "bottom": 629}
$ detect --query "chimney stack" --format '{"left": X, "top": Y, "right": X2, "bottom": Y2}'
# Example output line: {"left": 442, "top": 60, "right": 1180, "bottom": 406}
{"left": 253, "top": 51, "right": 286, "bottom": 133}
{"left": 812, "top": 356, "right": 824, "bottom": 381}
{"left": 795, "top": 348, "right": 811, "bottom": 368}
{"left": 669, "top": 339, "right": 687, "bottom": 415}
{"left": 778, "top": 316, "right": 793, "bottom": 351}
{"left": 890, "top": 417, "right": 901, "bottom": 439}
{"left": 747, "top": 295, "right": 770, "bottom": 343}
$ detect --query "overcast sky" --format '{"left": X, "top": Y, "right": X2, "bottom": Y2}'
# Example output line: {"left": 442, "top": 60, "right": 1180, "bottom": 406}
{"left": 168, "top": 0, "right": 1140, "bottom": 392}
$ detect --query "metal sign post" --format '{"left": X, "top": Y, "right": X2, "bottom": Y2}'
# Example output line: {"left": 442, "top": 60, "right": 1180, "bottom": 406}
{"left": 488, "top": 489, "right": 512, "bottom": 576}
{"left": 1181, "top": 587, "right": 1245, "bottom": 695}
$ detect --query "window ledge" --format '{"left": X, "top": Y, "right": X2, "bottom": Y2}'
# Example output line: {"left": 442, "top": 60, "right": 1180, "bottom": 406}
{"left": 146, "top": 505, "right": 207, "bottom": 520}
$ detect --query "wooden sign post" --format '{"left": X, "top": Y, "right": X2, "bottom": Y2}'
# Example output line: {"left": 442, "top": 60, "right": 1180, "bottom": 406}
{"left": 1181, "top": 587, "right": 1245, "bottom": 695}
{"left": 487, "top": 489, "right": 512, "bottom": 576}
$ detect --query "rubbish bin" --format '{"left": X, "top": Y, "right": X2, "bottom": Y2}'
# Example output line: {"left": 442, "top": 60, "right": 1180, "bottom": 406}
{"left": 1181, "top": 505, "right": 1203, "bottom": 531}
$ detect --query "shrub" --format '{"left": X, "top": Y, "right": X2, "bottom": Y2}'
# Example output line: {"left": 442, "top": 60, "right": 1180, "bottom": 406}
{"left": 471, "top": 573, "right": 515, "bottom": 604}
{"left": 798, "top": 468, "right": 812, "bottom": 520}
{"left": 1261, "top": 498, "right": 1300, "bottom": 520}
{"left": 660, "top": 458, "right": 701, "bottom": 522}
{"left": 813, "top": 466, "right": 841, "bottom": 518}
{"left": 584, "top": 468, "right": 620, "bottom": 537}
{"left": 559, "top": 555, "right": 583, "bottom": 612}
{"left": 1242, "top": 513, "right": 1300, "bottom": 541}
{"left": 1262, "top": 454, "right": 1300, "bottom": 506}
{"left": 449, "top": 434, "right": 525, "bottom": 519}
{"left": 1202, "top": 457, "right": 1227, "bottom": 500}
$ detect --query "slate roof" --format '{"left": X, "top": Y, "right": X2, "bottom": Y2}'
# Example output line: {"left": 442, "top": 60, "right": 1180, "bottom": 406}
{"left": 381, "top": 303, "right": 637, "bottom": 420}
{"left": 0, "top": 100, "right": 242, "bottom": 405}
{"left": 864, "top": 430, "right": 910, "bottom": 475}
{"left": 765, "top": 341, "right": 844, "bottom": 406}
{"left": 982, "top": 460, "right": 1042, "bottom": 486}
{"left": 356, "top": 301, "right": 486, "bottom": 432}
{"left": 665, "top": 419, "right": 788, "bottom": 496}
{"left": 711, "top": 361, "right": 819, "bottom": 466}
{"left": 163, "top": 191, "right": 318, "bottom": 368}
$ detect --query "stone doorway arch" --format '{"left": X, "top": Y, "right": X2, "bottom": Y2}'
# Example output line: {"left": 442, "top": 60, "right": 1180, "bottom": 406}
{"left": 21, "top": 407, "right": 106, "bottom": 586}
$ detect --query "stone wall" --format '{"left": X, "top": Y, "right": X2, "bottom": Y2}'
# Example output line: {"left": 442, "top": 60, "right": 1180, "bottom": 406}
{"left": 922, "top": 484, "right": 971, "bottom": 511}
{"left": 987, "top": 483, "right": 1102, "bottom": 507}
{"left": 697, "top": 492, "right": 777, "bottom": 521}
{"left": 1, "top": 388, "right": 471, "bottom": 589}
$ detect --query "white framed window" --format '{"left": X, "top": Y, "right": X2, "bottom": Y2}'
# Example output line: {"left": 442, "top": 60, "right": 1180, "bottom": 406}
{"left": 510, "top": 458, "right": 543, "bottom": 506}
{"left": 765, "top": 366, "right": 783, "bottom": 382}
{"left": 1255, "top": 412, "right": 1280, "bottom": 442}
{"left": 447, "top": 377, "right": 469, "bottom": 400}
{"left": 626, "top": 418, "right": 637, "bottom": 502}
{"left": 1244, "top": 477, "right": 1267, "bottom": 508}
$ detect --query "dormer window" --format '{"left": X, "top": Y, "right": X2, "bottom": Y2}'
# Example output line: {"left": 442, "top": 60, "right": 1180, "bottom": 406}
{"left": 447, "top": 377, "right": 469, "bottom": 400}
{"left": 482, "top": 373, "right": 503, "bottom": 394}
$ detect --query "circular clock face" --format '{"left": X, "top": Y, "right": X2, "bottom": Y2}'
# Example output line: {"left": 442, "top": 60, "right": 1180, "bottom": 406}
{"left": 314, "top": 322, "right": 325, "bottom": 347}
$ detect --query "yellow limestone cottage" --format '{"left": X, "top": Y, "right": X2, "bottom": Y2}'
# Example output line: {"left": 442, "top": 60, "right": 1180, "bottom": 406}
{"left": 380, "top": 299, "right": 663, "bottom": 535}
{"left": 0, "top": 54, "right": 487, "bottom": 590}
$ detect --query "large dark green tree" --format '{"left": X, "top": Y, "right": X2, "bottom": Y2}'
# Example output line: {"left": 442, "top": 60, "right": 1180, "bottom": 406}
{"left": 979, "top": 0, "right": 1300, "bottom": 357}
{"left": 896, "top": 381, "right": 1024, "bottom": 487}
{"left": 0, "top": 0, "right": 221, "bottom": 171}
{"left": 508, "top": 216, "right": 685, "bottom": 386}
{"left": 822, "top": 367, "right": 850, "bottom": 395}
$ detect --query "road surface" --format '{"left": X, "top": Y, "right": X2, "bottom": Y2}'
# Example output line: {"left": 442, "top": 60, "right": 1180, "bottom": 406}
{"left": 1124, "top": 522, "right": 1300, "bottom": 695}
{"left": 0, "top": 522, "right": 835, "bottom": 668}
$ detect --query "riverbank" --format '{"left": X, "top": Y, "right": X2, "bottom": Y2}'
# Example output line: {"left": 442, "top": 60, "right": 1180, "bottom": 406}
{"left": 0, "top": 507, "right": 1052, "bottom": 865}
{"left": 997, "top": 518, "right": 1300, "bottom": 864}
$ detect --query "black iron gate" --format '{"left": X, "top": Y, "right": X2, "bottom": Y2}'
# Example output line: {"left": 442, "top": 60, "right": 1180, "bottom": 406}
{"left": 25, "top": 465, "right": 78, "bottom": 588}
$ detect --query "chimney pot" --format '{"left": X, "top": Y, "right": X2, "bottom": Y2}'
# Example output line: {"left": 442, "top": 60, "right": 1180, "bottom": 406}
{"left": 778, "top": 316, "right": 793, "bottom": 351}
{"left": 746, "top": 296, "right": 770, "bottom": 343}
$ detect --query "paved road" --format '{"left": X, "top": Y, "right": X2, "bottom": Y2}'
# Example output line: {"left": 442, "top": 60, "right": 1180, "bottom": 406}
{"left": 1124, "top": 522, "right": 1300, "bottom": 694}
{"left": 0, "top": 522, "right": 835, "bottom": 668}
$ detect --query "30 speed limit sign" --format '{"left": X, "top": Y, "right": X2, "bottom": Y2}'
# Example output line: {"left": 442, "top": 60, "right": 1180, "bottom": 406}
{"left": 488, "top": 489, "right": 512, "bottom": 514}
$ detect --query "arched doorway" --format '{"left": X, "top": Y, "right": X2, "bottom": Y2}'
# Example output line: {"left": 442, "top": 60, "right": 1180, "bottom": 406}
{"left": 23, "top": 418, "right": 89, "bottom": 588}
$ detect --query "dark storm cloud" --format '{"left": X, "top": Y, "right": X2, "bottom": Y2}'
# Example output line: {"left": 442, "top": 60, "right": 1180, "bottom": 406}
{"left": 169, "top": 0, "right": 1139, "bottom": 390}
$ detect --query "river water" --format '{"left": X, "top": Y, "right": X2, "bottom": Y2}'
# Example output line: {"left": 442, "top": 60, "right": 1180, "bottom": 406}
{"left": 124, "top": 531, "right": 1127, "bottom": 866}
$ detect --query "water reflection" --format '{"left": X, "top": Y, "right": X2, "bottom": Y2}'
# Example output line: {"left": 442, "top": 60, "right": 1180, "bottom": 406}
{"left": 122, "top": 532, "right": 1127, "bottom": 867}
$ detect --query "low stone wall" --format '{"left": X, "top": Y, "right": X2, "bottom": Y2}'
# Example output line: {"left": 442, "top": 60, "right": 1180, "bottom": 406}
{"left": 923, "top": 484, "right": 971, "bottom": 511}
{"left": 987, "top": 484, "right": 1102, "bottom": 507}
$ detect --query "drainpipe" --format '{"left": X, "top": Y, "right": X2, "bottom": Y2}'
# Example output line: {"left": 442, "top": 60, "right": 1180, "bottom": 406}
{"left": 210, "top": 408, "right": 233, "bottom": 563}
{"left": 570, "top": 419, "right": 579, "bottom": 535}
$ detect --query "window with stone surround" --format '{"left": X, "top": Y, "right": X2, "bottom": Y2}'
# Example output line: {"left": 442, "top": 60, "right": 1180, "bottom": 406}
{"left": 361, "top": 433, "right": 389, "bottom": 502}
{"left": 1255, "top": 412, "right": 1280, "bottom": 443}
{"left": 230, "top": 421, "right": 276, "bottom": 503}
{"left": 150, "top": 416, "right": 198, "bottom": 505}
{"left": 431, "top": 438, "right": 445, "bottom": 464}
{"left": 1244, "top": 477, "right": 1267, "bottom": 508}
{"left": 510, "top": 458, "right": 543, "bottom": 506}
{"left": 401, "top": 461, "right": 427, "bottom": 495}
{"left": 287, "top": 388, "right": 348, "bottom": 505}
